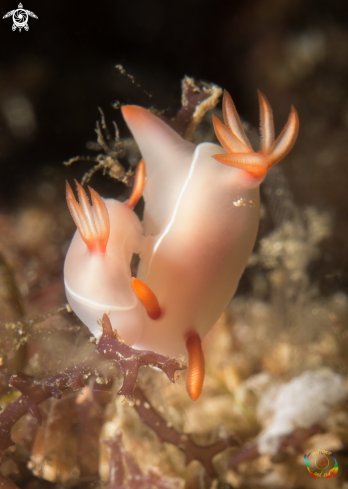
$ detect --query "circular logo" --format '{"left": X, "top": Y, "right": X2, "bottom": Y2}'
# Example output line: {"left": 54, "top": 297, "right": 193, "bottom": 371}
{"left": 304, "top": 449, "right": 338, "bottom": 478}
{"left": 13, "top": 9, "right": 28, "bottom": 28}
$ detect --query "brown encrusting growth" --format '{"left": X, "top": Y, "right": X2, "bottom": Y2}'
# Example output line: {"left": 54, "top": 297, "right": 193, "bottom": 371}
{"left": 163, "top": 76, "right": 223, "bottom": 141}
{"left": 103, "top": 430, "right": 183, "bottom": 489}
{"left": 228, "top": 424, "right": 321, "bottom": 468}
{"left": 0, "top": 313, "right": 185, "bottom": 454}
{"left": 98, "top": 314, "right": 183, "bottom": 399}
{"left": 64, "top": 107, "right": 135, "bottom": 186}
{"left": 0, "top": 311, "right": 240, "bottom": 483}
{"left": 133, "top": 386, "right": 239, "bottom": 478}
{"left": 0, "top": 365, "right": 91, "bottom": 454}
{"left": 0, "top": 251, "right": 25, "bottom": 320}
{"left": 0, "top": 472, "right": 20, "bottom": 489}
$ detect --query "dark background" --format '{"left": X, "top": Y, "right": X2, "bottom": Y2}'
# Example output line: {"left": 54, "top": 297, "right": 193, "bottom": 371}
{"left": 0, "top": 0, "right": 348, "bottom": 293}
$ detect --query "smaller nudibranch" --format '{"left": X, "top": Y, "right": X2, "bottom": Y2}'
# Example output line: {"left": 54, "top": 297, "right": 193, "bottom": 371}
{"left": 64, "top": 162, "right": 145, "bottom": 345}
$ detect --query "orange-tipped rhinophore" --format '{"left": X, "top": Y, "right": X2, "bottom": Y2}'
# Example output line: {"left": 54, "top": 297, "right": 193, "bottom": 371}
{"left": 126, "top": 159, "right": 146, "bottom": 210}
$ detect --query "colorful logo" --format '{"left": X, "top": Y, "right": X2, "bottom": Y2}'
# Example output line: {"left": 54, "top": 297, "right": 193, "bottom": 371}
{"left": 304, "top": 449, "right": 338, "bottom": 478}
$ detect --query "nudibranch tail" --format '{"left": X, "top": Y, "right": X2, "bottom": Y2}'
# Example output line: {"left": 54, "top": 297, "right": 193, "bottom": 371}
{"left": 212, "top": 90, "right": 299, "bottom": 179}
{"left": 186, "top": 332, "right": 205, "bottom": 401}
{"left": 126, "top": 159, "right": 146, "bottom": 210}
{"left": 131, "top": 278, "right": 161, "bottom": 320}
{"left": 66, "top": 181, "right": 110, "bottom": 253}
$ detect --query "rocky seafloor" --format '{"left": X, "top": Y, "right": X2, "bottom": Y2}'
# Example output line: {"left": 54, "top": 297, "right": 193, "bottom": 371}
{"left": 0, "top": 1, "right": 348, "bottom": 487}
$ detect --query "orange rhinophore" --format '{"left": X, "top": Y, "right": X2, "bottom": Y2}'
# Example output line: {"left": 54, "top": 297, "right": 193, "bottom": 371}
{"left": 66, "top": 180, "right": 110, "bottom": 253}
{"left": 186, "top": 333, "right": 205, "bottom": 401}
{"left": 131, "top": 277, "right": 161, "bottom": 320}
{"left": 126, "top": 159, "right": 146, "bottom": 210}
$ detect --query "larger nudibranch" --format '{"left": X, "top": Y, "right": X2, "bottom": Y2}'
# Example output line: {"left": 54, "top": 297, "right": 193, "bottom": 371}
{"left": 121, "top": 91, "right": 298, "bottom": 400}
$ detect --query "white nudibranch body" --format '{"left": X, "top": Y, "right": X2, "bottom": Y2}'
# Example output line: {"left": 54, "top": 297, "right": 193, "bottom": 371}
{"left": 64, "top": 184, "right": 144, "bottom": 345}
{"left": 122, "top": 106, "right": 261, "bottom": 359}
{"left": 64, "top": 90, "right": 299, "bottom": 400}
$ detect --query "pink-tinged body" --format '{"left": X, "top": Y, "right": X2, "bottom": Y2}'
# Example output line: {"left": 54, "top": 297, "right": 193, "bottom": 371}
{"left": 64, "top": 199, "right": 144, "bottom": 345}
{"left": 122, "top": 107, "right": 263, "bottom": 357}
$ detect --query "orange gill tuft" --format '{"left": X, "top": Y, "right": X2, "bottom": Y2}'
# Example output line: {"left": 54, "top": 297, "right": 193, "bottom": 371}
{"left": 212, "top": 90, "right": 299, "bottom": 179}
{"left": 66, "top": 181, "right": 110, "bottom": 253}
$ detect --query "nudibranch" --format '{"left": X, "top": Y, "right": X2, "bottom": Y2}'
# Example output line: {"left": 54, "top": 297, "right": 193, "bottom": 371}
{"left": 64, "top": 90, "right": 298, "bottom": 401}
{"left": 64, "top": 162, "right": 145, "bottom": 346}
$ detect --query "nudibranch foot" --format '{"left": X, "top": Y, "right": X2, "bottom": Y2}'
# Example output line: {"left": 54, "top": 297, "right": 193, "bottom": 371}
{"left": 186, "top": 332, "right": 205, "bottom": 401}
{"left": 66, "top": 181, "right": 110, "bottom": 253}
{"left": 212, "top": 90, "right": 299, "bottom": 179}
{"left": 126, "top": 159, "right": 146, "bottom": 210}
{"left": 131, "top": 277, "right": 161, "bottom": 320}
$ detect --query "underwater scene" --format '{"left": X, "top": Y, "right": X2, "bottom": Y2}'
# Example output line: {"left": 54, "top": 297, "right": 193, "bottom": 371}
{"left": 0, "top": 0, "right": 347, "bottom": 487}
